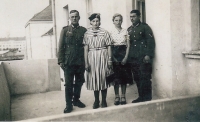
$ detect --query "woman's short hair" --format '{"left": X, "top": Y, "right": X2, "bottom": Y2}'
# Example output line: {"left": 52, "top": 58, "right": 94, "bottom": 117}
{"left": 88, "top": 13, "right": 101, "bottom": 21}
{"left": 112, "top": 13, "right": 123, "bottom": 22}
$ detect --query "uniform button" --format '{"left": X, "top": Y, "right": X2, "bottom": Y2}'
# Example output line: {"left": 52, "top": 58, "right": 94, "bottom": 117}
{"left": 134, "top": 40, "right": 136, "bottom": 42}
{"left": 141, "top": 42, "right": 143, "bottom": 44}
{"left": 76, "top": 44, "right": 77, "bottom": 45}
{"left": 134, "top": 31, "right": 135, "bottom": 32}
{"left": 134, "top": 45, "right": 136, "bottom": 46}
{"left": 134, "top": 35, "right": 136, "bottom": 37}
{"left": 68, "top": 46, "right": 69, "bottom": 47}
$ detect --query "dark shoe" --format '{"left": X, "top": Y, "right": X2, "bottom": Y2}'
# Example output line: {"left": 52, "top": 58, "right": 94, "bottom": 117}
{"left": 120, "top": 97, "right": 127, "bottom": 105}
{"left": 73, "top": 100, "right": 86, "bottom": 108}
{"left": 143, "top": 98, "right": 152, "bottom": 102}
{"left": 93, "top": 101, "right": 100, "bottom": 109}
{"left": 64, "top": 105, "right": 73, "bottom": 113}
{"left": 114, "top": 97, "right": 120, "bottom": 105}
{"left": 132, "top": 97, "right": 143, "bottom": 103}
{"left": 101, "top": 101, "right": 107, "bottom": 108}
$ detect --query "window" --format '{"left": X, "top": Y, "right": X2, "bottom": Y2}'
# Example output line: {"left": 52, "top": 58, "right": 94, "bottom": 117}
{"left": 132, "top": 0, "right": 146, "bottom": 23}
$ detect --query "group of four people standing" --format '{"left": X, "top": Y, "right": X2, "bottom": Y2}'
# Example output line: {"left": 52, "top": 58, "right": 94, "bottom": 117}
{"left": 58, "top": 9, "right": 155, "bottom": 113}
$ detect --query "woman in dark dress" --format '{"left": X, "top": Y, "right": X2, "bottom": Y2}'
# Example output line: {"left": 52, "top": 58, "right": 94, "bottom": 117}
{"left": 109, "top": 13, "right": 133, "bottom": 105}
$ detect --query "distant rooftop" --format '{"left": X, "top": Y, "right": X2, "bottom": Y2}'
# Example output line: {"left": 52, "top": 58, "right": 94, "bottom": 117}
{"left": 29, "top": 5, "right": 52, "bottom": 22}
{"left": 42, "top": 27, "right": 53, "bottom": 36}
{"left": 0, "top": 50, "right": 9, "bottom": 55}
{"left": 0, "top": 37, "right": 26, "bottom": 41}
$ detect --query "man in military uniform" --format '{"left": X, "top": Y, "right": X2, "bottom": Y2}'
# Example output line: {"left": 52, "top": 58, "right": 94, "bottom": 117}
{"left": 58, "top": 10, "right": 87, "bottom": 113}
{"left": 127, "top": 10, "right": 155, "bottom": 103}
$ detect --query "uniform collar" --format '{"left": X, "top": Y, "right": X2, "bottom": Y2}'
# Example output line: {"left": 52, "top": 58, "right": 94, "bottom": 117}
{"left": 71, "top": 24, "right": 80, "bottom": 29}
{"left": 132, "top": 21, "right": 141, "bottom": 28}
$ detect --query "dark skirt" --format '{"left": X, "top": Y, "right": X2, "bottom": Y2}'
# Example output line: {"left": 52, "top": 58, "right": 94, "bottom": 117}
{"left": 112, "top": 45, "right": 133, "bottom": 85}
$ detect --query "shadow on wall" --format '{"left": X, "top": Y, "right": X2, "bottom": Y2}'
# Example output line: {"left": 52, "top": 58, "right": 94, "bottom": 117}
{"left": 0, "top": 63, "right": 11, "bottom": 121}
{"left": 2, "top": 59, "right": 61, "bottom": 95}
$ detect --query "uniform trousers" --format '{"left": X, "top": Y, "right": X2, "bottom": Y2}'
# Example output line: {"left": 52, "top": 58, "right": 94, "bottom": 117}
{"left": 130, "top": 60, "right": 152, "bottom": 101}
{"left": 64, "top": 65, "right": 85, "bottom": 106}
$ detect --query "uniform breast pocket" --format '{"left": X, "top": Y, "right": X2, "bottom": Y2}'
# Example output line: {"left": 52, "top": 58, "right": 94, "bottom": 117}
{"left": 140, "top": 40, "right": 147, "bottom": 52}
{"left": 65, "top": 35, "right": 72, "bottom": 44}
{"left": 64, "top": 50, "right": 70, "bottom": 61}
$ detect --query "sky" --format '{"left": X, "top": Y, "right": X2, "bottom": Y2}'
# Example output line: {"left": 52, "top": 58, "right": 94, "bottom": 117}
{"left": 0, "top": 0, "right": 49, "bottom": 38}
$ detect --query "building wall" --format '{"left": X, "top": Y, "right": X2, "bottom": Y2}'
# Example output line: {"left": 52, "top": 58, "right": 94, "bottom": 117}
{"left": 146, "top": 0, "right": 200, "bottom": 98}
{"left": 25, "top": 22, "right": 54, "bottom": 59}
{"left": 2, "top": 59, "right": 60, "bottom": 95}
{"left": 0, "top": 40, "right": 26, "bottom": 51}
{"left": 0, "top": 63, "right": 11, "bottom": 121}
{"left": 146, "top": 0, "right": 172, "bottom": 98}
{"left": 54, "top": 0, "right": 133, "bottom": 48}
{"left": 54, "top": 0, "right": 87, "bottom": 47}
{"left": 54, "top": 0, "right": 200, "bottom": 99}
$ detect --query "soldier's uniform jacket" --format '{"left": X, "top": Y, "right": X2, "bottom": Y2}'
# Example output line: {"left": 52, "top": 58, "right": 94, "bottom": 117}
{"left": 58, "top": 24, "right": 87, "bottom": 66}
{"left": 127, "top": 21, "right": 155, "bottom": 62}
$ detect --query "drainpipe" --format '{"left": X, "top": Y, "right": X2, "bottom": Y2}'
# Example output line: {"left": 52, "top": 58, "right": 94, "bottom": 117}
{"left": 52, "top": 0, "right": 57, "bottom": 58}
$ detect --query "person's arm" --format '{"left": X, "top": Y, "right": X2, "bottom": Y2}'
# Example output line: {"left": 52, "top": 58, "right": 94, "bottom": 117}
{"left": 104, "top": 30, "right": 113, "bottom": 69}
{"left": 58, "top": 28, "right": 65, "bottom": 69}
{"left": 143, "top": 25, "right": 155, "bottom": 63}
{"left": 122, "top": 35, "right": 130, "bottom": 65}
{"left": 84, "top": 43, "right": 90, "bottom": 72}
{"left": 107, "top": 45, "right": 113, "bottom": 69}
{"left": 83, "top": 32, "right": 90, "bottom": 72}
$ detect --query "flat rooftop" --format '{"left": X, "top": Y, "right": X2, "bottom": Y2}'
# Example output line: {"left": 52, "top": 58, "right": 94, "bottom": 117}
{"left": 11, "top": 83, "right": 150, "bottom": 121}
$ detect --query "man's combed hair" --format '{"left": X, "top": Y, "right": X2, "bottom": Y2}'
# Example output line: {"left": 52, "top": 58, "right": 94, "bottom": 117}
{"left": 130, "top": 10, "right": 141, "bottom": 16}
{"left": 70, "top": 10, "right": 79, "bottom": 15}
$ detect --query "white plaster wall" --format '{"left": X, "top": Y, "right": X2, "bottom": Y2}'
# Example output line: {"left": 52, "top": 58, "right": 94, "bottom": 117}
{"left": 125, "top": 0, "right": 133, "bottom": 27}
{"left": 54, "top": 0, "right": 87, "bottom": 47}
{"left": 29, "top": 23, "right": 53, "bottom": 38}
{"left": 2, "top": 59, "right": 60, "bottom": 95}
{"left": 54, "top": 0, "right": 131, "bottom": 45}
{"left": 170, "top": 0, "right": 189, "bottom": 97}
{"left": 186, "top": 59, "right": 200, "bottom": 96}
{"left": 53, "top": 0, "right": 200, "bottom": 99}
{"left": 146, "top": 0, "right": 172, "bottom": 98}
{"left": 25, "top": 25, "right": 31, "bottom": 59}
{"left": 26, "top": 23, "right": 53, "bottom": 59}
{"left": 91, "top": 0, "right": 114, "bottom": 31}
{"left": 31, "top": 36, "right": 54, "bottom": 59}
{"left": 91, "top": 0, "right": 130, "bottom": 31}
{"left": 147, "top": 0, "right": 200, "bottom": 98}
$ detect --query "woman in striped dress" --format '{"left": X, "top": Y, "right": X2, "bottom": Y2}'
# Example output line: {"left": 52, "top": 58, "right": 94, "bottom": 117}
{"left": 83, "top": 13, "right": 113, "bottom": 109}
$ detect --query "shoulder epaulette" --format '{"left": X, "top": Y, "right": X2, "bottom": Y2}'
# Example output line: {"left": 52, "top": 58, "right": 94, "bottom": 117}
{"left": 141, "top": 22, "right": 148, "bottom": 25}
{"left": 80, "top": 26, "right": 87, "bottom": 30}
{"left": 63, "top": 26, "right": 68, "bottom": 29}
{"left": 127, "top": 26, "right": 132, "bottom": 30}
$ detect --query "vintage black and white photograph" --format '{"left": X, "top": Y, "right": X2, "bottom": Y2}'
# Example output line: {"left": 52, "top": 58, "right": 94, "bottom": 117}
{"left": 0, "top": 0, "right": 200, "bottom": 121}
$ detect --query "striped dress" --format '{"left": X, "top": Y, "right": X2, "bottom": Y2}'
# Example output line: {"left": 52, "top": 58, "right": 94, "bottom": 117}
{"left": 83, "top": 28, "right": 112, "bottom": 91}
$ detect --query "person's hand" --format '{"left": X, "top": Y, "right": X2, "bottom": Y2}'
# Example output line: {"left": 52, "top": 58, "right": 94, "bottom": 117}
{"left": 85, "top": 64, "right": 91, "bottom": 72}
{"left": 60, "top": 63, "right": 65, "bottom": 70}
{"left": 121, "top": 57, "right": 128, "bottom": 65}
{"left": 143, "top": 55, "right": 150, "bottom": 63}
{"left": 113, "top": 57, "right": 118, "bottom": 62}
{"left": 108, "top": 61, "right": 113, "bottom": 69}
